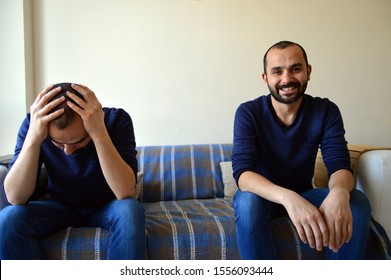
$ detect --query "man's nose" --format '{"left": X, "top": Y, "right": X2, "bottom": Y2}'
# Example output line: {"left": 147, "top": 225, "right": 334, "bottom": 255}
{"left": 281, "top": 70, "right": 293, "bottom": 82}
{"left": 63, "top": 145, "right": 76, "bottom": 155}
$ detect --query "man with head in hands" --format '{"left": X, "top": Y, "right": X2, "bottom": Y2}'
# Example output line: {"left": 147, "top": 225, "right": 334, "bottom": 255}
{"left": 0, "top": 83, "right": 145, "bottom": 259}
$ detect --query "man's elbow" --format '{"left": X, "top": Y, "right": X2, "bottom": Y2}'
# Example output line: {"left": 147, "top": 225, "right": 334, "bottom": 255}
{"left": 6, "top": 194, "right": 28, "bottom": 206}
{"left": 115, "top": 185, "right": 136, "bottom": 200}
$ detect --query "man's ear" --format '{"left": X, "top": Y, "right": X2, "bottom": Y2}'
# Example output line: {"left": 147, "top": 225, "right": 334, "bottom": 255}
{"left": 307, "top": 64, "right": 312, "bottom": 81}
{"left": 261, "top": 72, "right": 268, "bottom": 84}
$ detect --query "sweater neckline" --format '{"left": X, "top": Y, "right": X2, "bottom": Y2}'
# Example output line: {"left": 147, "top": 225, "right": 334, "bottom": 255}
{"left": 267, "top": 94, "right": 305, "bottom": 129}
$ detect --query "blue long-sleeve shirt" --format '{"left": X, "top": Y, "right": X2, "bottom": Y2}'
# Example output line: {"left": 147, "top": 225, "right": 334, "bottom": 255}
{"left": 232, "top": 94, "right": 351, "bottom": 193}
{"left": 9, "top": 108, "right": 138, "bottom": 208}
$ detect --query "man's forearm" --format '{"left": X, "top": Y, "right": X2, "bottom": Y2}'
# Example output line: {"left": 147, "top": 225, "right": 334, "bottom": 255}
{"left": 93, "top": 131, "right": 136, "bottom": 199}
{"left": 238, "top": 170, "right": 295, "bottom": 205}
{"left": 4, "top": 137, "right": 41, "bottom": 205}
{"left": 328, "top": 169, "right": 355, "bottom": 193}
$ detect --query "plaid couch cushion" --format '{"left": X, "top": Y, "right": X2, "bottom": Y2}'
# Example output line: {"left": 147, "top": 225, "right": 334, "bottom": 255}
{"left": 41, "top": 227, "right": 109, "bottom": 260}
{"left": 136, "top": 144, "right": 233, "bottom": 203}
{"left": 22, "top": 143, "right": 391, "bottom": 260}
{"left": 143, "top": 199, "right": 239, "bottom": 260}
{"left": 41, "top": 198, "right": 241, "bottom": 260}
{"left": 40, "top": 199, "right": 391, "bottom": 260}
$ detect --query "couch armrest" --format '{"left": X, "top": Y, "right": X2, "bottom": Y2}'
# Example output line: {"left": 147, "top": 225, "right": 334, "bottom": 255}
{"left": 356, "top": 150, "right": 391, "bottom": 236}
{"left": 0, "top": 164, "right": 8, "bottom": 210}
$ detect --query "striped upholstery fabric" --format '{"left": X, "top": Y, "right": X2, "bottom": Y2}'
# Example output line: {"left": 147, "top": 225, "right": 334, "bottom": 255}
{"left": 41, "top": 204, "right": 391, "bottom": 260}
{"left": 27, "top": 144, "right": 391, "bottom": 259}
{"left": 143, "top": 199, "right": 239, "bottom": 259}
{"left": 137, "top": 144, "right": 232, "bottom": 202}
{"left": 41, "top": 227, "right": 109, "bottom": 260}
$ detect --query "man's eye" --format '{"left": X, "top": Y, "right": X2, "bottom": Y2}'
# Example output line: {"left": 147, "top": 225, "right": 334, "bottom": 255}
{"left": 292, "top": 67, "right": 302, "bottom": 72}
{"left": 272, "top": 70, "right": 282, "bottom": 75}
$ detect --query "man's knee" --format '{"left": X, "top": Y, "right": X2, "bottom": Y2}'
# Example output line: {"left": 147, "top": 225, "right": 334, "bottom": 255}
{"left": 110, "top": 198, "right": 145, "bottom": 222}
{"left": 0, "top": 205, "right": 27, "bottom": 232}
{"left": 233, "top": 190, "right": 270, "bottom": 223}
{"left": 234, "top": 190, "right": 264, "bottom": 210}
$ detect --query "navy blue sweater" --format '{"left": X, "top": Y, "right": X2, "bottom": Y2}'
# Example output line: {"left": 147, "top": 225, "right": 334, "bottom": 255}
{"left": 9, "top": 108, "right": 138, "bottom": 208}
{"left": 232, "top": 94, "right": 351, "bottom": 193}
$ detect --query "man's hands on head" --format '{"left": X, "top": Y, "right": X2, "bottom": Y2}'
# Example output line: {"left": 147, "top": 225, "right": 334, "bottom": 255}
{"left": 64, "top": 84, "right": 136, "bottom": 199}
{"left": 65, "top": 84, "right": 106, "bottom": 141}
{"left": 28, "top": 83, "right": 106, "bottom": 144}
{"left": 28, "top": 85, "right": 65, "bottom": 143}
{"left": 5, "top": 84, "right": 67, "bottom": 204}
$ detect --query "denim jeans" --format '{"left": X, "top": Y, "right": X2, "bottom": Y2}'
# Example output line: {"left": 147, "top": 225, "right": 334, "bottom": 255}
{"left": 233, "top": 188, "right": 371, "bottom": 259}
{"left": 0, "top": 198, "right": 146, "bottom": 260}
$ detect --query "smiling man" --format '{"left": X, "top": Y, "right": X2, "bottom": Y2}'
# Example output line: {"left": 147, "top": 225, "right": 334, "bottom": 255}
{"left": 232, "top": 41, "right": 371, "bottom": 259}
{"left": 0, "top": 83, "right": 145, "bottom": 259}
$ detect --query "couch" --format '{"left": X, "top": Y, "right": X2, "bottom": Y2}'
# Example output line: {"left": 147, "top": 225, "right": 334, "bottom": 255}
{"left": 0, "top": 143, "right": 390, "bottom": 259}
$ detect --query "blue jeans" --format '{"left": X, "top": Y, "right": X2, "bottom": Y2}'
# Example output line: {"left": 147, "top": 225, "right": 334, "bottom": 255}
{"left": 0, "top": 198, "right": 146, "bottom": 260}
{"left": 233, "top": 188, "right": 371, "bottom": 259}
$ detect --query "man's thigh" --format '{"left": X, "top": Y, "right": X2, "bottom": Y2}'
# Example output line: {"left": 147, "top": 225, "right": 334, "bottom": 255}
{"left": 0, "top": 199, "right": 84, "bottom": 238}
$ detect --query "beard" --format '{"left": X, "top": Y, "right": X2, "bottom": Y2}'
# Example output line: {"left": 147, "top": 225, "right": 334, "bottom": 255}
{"left": 268, "top": 80, "right": 308, "bottom": 104}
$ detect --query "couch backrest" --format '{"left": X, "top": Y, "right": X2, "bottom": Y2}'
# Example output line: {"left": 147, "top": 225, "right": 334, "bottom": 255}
{"left": 136, "top": 144, "right": 233, "bottom": 203}
{"left": 313, "top": 144, "right": 387, "bottom": 188}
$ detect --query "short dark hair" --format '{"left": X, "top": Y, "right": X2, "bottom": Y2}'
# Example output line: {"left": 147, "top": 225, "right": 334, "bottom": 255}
{"left": 263, "top": 41, "right": 308, "bottom": 74}
{"left": 50, "top": 83, "right": 85, "bottom": 129}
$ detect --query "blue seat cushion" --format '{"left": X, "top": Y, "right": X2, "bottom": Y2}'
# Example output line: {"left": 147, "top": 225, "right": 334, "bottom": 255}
{"left": 40, "top": 199, "right": 391, "bottom": 260}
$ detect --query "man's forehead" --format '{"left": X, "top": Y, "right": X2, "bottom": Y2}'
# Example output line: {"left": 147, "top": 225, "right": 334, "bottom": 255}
{"left": 50, "top": 133, "right": 89, "bottom": 145}
{"left": 48, "top": 117, "right": 86, "bottom": 142}
{"left": 266, "top": 45, "right": 306, "bottom": 65}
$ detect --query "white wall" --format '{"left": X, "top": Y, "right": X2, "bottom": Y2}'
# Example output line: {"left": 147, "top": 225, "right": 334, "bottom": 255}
{"left": 1, "top": 0, "right": 391, "bottom": 154}
{"left": 0, "top": 0, "right": 30, "bottom": 156}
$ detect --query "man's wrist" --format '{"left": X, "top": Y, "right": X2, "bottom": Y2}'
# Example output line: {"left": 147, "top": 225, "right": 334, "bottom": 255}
{"left": 329, "top": 186, "right": 351, "bottom": 200}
